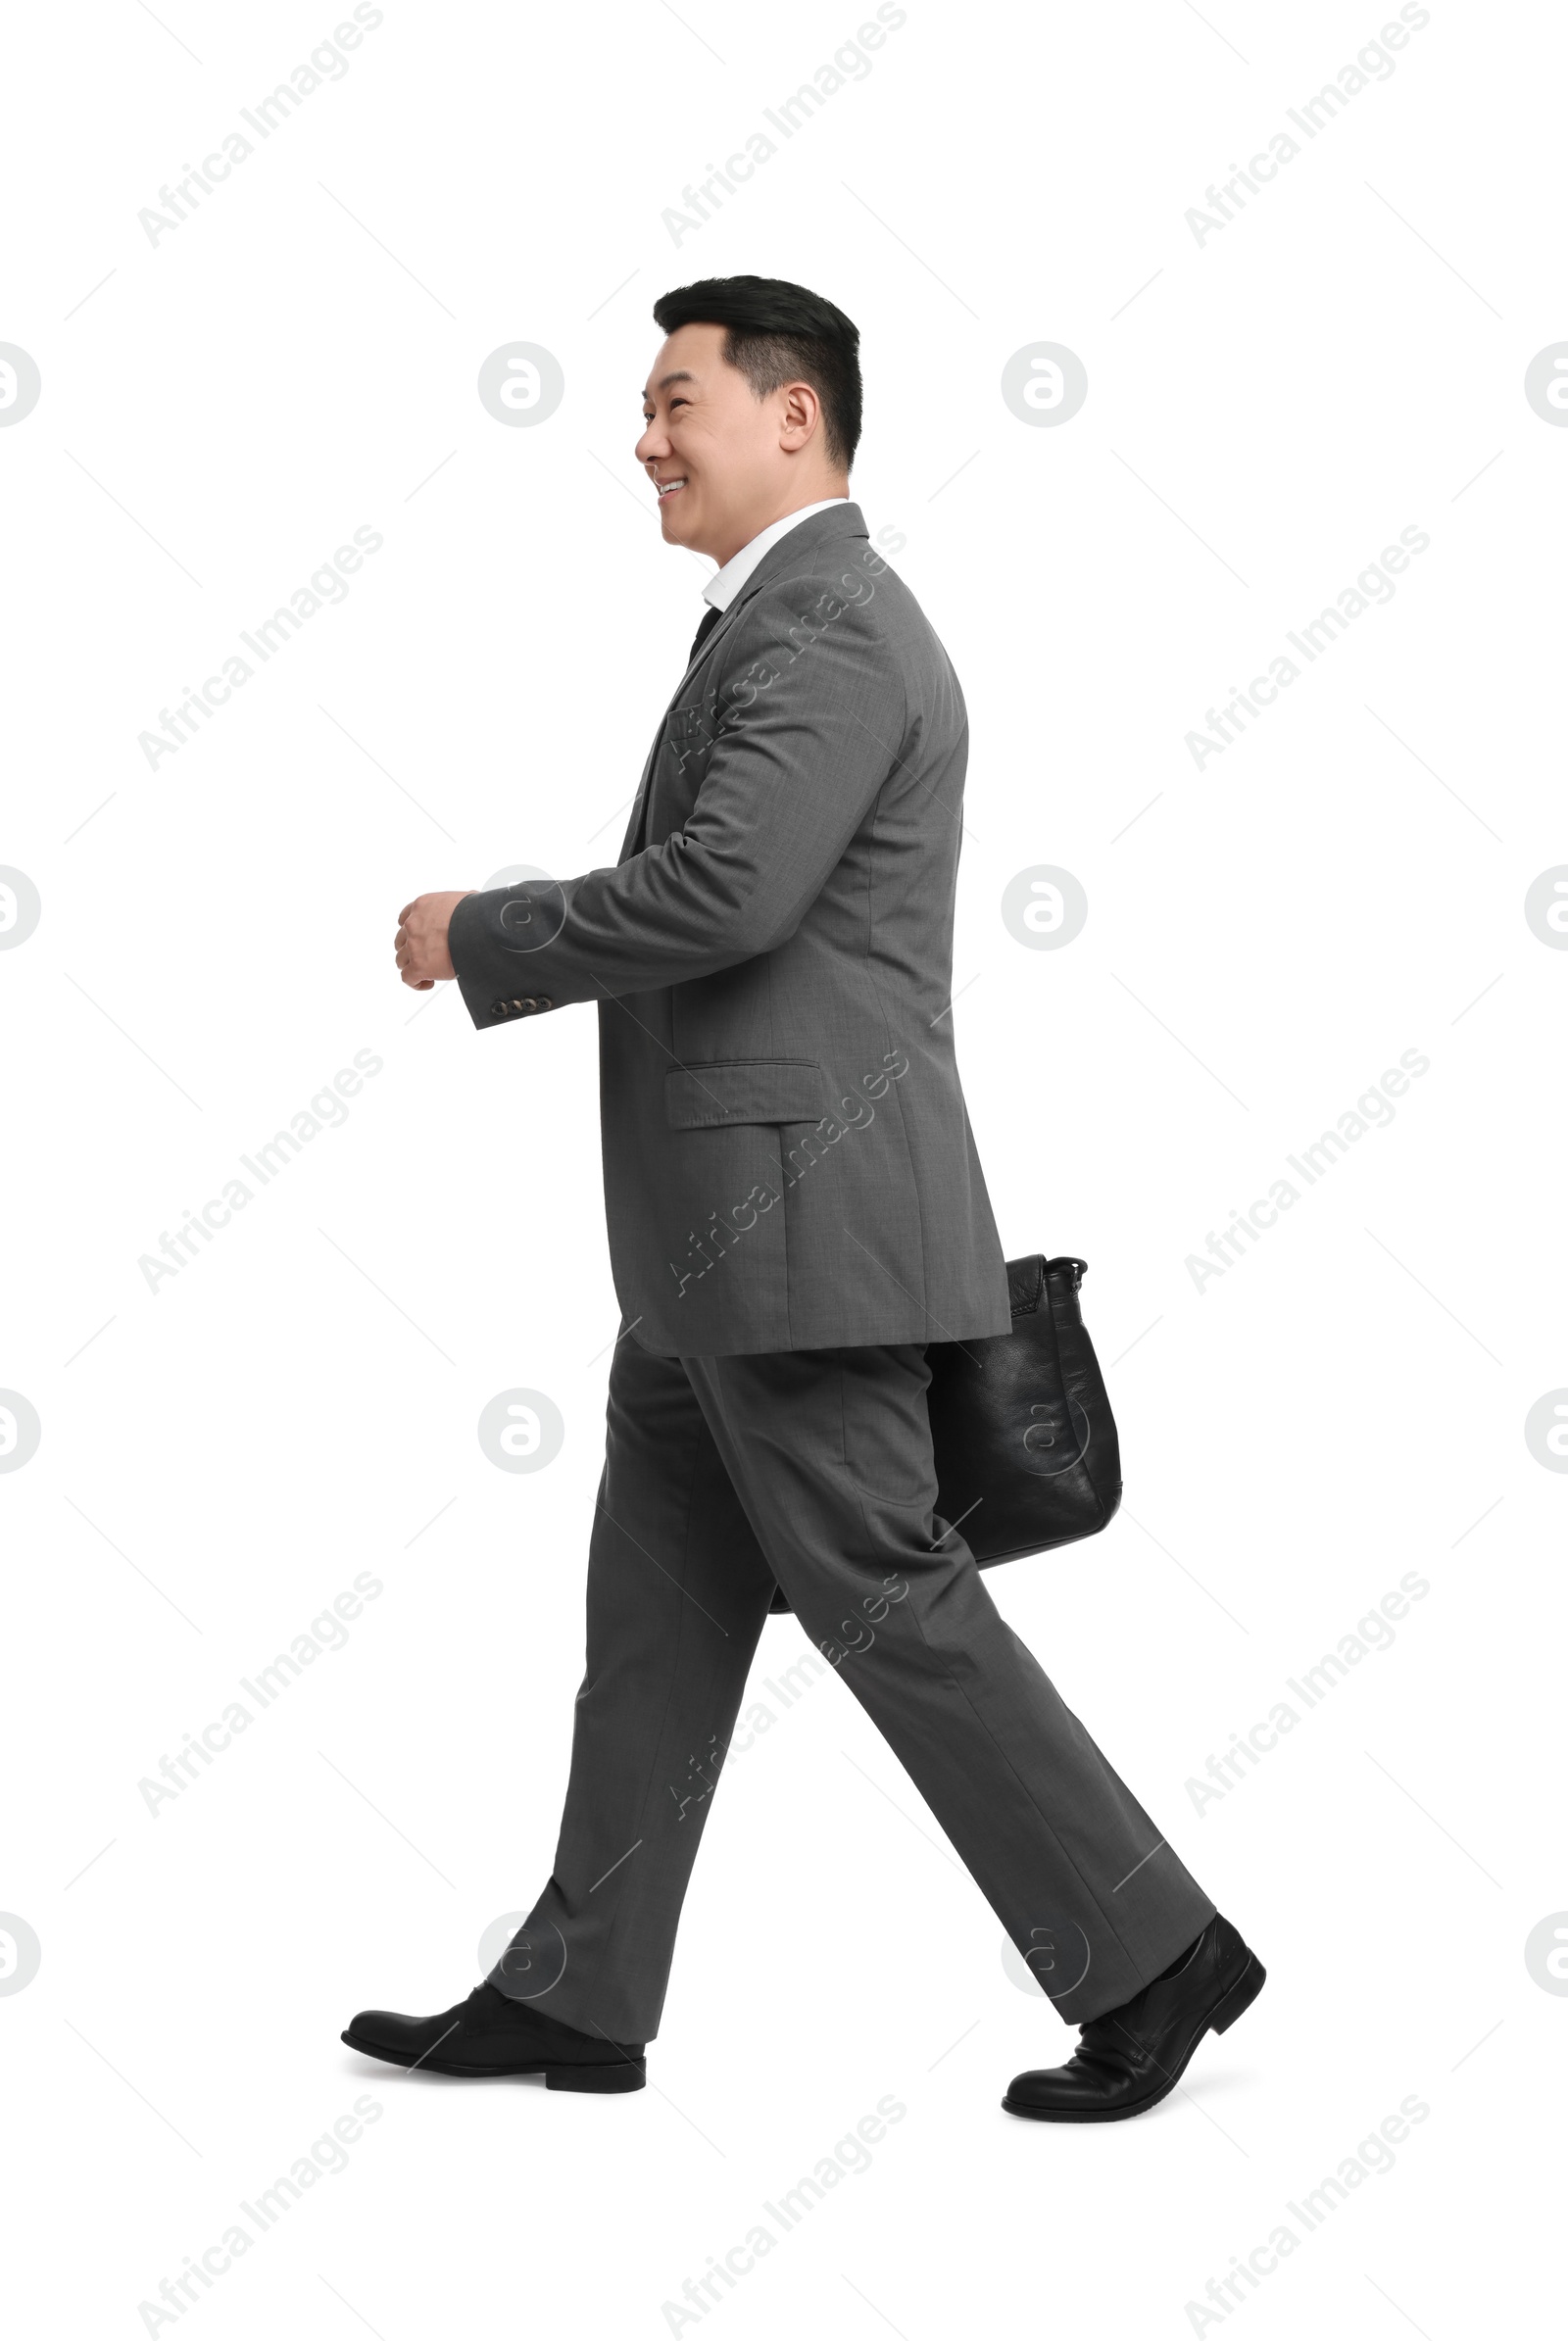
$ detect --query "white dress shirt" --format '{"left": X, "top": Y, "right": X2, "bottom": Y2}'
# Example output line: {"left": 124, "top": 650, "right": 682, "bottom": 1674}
{"left": 701, "top": 497, "right": 850, "bottom": 613}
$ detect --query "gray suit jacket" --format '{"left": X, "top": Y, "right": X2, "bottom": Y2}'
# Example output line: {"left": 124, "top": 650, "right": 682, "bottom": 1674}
{"left": 448, "top": 500, "right": 1011, "bottom": 1357}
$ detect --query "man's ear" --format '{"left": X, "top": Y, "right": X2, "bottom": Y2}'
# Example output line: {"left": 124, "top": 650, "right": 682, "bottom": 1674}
{"left": 777, "top": 381, "right": 821, "bottom": 452}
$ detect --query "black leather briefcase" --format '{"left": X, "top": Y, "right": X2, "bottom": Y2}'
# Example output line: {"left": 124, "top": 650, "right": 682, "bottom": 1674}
{"left": 767, "top": 1254, "right": 1121, "bottom": 1614}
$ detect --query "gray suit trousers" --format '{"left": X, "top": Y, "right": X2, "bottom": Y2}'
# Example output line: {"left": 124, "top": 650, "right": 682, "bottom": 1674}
{"left": 493, "top": 1332, "right": 1214, "bottom": 2044}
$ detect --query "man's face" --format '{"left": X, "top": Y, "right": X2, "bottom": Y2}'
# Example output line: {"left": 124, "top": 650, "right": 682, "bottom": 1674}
{"left": 636, "top": 322, "right": 784, "bottom": 563}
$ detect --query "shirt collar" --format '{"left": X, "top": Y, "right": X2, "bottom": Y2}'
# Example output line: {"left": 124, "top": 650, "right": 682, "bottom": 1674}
{"left": 701, "top": 498, "right": 852, "bottom": 613}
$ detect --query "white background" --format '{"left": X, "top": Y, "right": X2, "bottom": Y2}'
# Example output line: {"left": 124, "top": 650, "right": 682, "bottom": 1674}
{"left": 2, "top": 0, "right": 1562, "bottom": 2333}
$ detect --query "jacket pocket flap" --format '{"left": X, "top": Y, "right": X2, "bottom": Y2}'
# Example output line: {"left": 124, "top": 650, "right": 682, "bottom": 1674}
{"left": 664, "top": 1059, "right": 826, "bottom": 1130}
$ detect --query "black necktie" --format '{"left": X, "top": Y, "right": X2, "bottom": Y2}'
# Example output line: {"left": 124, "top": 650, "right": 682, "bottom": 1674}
{"left": 688, "top": 605, "right": 721, "bottom": 665}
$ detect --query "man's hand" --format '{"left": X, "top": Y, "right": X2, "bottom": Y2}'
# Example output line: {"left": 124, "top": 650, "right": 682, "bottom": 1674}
{"left": 395, "top": 891, "right": 473, "bottom": 990}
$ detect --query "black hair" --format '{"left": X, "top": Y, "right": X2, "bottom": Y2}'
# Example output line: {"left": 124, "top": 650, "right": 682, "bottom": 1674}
{"left": 651, "top": 274, "right": 862, "bottom": 470}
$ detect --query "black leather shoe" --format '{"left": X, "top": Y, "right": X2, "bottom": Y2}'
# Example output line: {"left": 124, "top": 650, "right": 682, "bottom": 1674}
{"left": 341, "top": 1980, "right": 646, "bottom": 2093}
{"left": 1003, "top": 1912, "right": 1264, "bottom": 2122}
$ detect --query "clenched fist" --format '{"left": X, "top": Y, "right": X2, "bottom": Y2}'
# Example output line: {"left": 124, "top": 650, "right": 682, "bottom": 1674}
{"left": 395, "top": 891, "right": 473, "bottom": 990}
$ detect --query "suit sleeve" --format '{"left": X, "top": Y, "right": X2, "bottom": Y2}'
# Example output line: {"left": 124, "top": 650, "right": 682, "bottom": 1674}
{"left": 447, "top": 572, "right": 907, "bottom": 1026}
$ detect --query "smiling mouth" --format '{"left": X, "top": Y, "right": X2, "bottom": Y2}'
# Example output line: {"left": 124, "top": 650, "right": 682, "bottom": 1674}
{"left": 655, "top": 477, "right": 687, "bottom": 499}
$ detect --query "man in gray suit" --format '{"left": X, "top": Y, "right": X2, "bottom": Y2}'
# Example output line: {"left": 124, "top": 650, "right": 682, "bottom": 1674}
{"left": 352, "top": 277, "right": 1262, "bottom": 2119}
